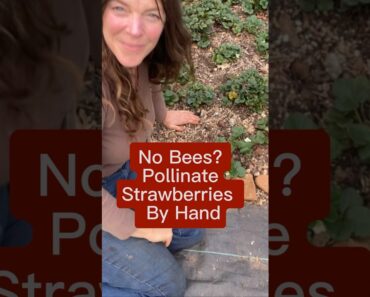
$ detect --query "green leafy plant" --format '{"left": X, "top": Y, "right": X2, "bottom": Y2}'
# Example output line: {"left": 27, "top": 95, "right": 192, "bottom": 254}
{"left": 179, "top": 82, "right": 215, "bottom": 108}
{"left": 183, "top": 1, "right": 217, "bottom": 48}
{"left": 220, "top": 68, "right": 268, "bottom": 112}
{"left": 313, "top": 185, "right": 370, "bottom": 242}
{"left": 217, "top": 5, "right": 245, "bottom": 35}
{"left": 212, "top": 43, "right": 241, "bottom": 65}
{"left": 229, "top": 160, "right": 246, "bottom": 178}
{"left": 183, "top": 0, "right": 246, "bottom": 48}
{"left": 217, "top": 130, "right": 248, "bottom": 178}
{"left": 233, "top": 121, "right": 268, "bottom": 154}
{"left": 219, "top": 121, "right": 268, "bottom": 178}
{"left": 284, "top": 76, "right": 370, "bottom": 244}
{"left": 240, "top": 0, "right": 268, "bottom": 14}
{"left": 177, "top": 64, "right": 193, "bottom": 85}
{"left": 163, "top": 89, "right": 180, "bottom": 106}
{"left": 284, "top": 76, "right": 370, "bottom": 163}
{"left": 244, "top": 15, "right": 264, "bottom": 35}
{"left": 255, "top": 29, "right": 268, "bottom": 57}
{"left": 230, "top": 126, "right": 254, "bottom": 154}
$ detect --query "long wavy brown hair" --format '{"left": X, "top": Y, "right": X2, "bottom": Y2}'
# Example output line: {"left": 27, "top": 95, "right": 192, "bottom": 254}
{"left": 102, "top": 0, "right": 193, "bottom": 135}
{"left": 0, "top": 0, "right": 77, "bottom": 111}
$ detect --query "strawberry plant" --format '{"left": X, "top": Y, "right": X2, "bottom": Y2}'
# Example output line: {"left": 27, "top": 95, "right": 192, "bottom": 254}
{"left": 241, "top": 0, "right": 268, "bottom": 14}
{"left": 222, "top": 0, "right": 268, "bottom": 13}
{"left": 229, "top": 160, "right": 246, "bottom": 178}
{"left": 325, "top": 185, "right": 370, "bottom": 241}
{"left": 163, "top": 88, "right": 180, "bottom": 106}
{"left": 284, "top": 76, "right": 370, "bottom": 163}
{"left": 231, "top": 122, "right": 268, "bottom": 155}
{"left": 217, "top": 127, "right": 248, "bottom": 178}
{"left": 179, "top": 81, "right": 215, "bottom": 108}
{"left": 217, "top": 5, "right": 245, "bottom": 35}
{"left": 220, "top": 69, "right": 268, "bottom": 112}
{"left": 244, "top": 15, "right": 264, "bottom": 35}
{"left": 212, "top": 43, "right": 241, "bottom": 65}
{"left": 220, "top": 123, "right": 268, "bottom": 157}
{"left": 182, "top": 1, "right": 217, "bottom": 48}
{"left": 183, "top": 0, "right": 246, "bottom": 48}
{"left": 255, "top": 29, "right": 268, "bottom": 57}
{"left": 218, "top": 121, "right": 268, "bottom": 178}
{"left": 284, "top": 76, "right": 370, "bottom": 244}
{"left": 177, "top": 64, "right": 193, "bottom": 85}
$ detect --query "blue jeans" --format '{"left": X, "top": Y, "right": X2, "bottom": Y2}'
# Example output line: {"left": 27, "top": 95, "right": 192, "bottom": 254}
{"left": 102, "top": 161, "right": 205, "bottom": 297}
{"left": 0, "top": 184, "right": 32, "bottom": 247}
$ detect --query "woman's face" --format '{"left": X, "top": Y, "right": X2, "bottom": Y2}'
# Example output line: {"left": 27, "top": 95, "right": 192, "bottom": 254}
{"left": 103, "top": 0, "right": 165, "bottom": 68}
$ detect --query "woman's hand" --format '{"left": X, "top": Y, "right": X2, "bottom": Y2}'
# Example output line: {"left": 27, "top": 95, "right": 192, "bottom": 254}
{"left": 131, "top": 228, "right": 173, "bottom": 247}
{"left": 163, "top": 110, "right": 200, "bottom": 132}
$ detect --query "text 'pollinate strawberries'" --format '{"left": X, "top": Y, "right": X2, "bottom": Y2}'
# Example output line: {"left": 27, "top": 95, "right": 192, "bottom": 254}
{"left": 116, "top": 143, "right": 245, "bottom": 227}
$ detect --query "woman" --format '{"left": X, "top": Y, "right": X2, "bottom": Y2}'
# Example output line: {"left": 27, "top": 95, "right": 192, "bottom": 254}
{"left": 102, "top": 0, "right": 204, "bottom": 296}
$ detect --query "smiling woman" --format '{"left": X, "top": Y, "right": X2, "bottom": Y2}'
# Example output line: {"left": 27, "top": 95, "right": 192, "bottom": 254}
{"left": 101, "top": 0, "right": 206, "bottom": 296}
{"left": 103, "top": 0, "right": 165, "bottom": 68}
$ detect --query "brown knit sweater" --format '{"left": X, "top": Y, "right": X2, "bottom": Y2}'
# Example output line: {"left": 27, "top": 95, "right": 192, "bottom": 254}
{"left": 102, "top": 63, "right": 167, "bottom": 240}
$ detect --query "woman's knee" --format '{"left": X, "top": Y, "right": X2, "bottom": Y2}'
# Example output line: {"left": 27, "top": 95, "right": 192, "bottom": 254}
{"left": 103, "top": 234, "right": 187, "bottom": 297}
{"left": 159, "top": 264, "right": 186, "bottom": 297}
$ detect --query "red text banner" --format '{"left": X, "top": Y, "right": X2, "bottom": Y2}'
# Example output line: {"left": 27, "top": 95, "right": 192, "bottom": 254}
{"left": 270, "top": 130, "right": 369, "bottom": 296}
{"left": 117, "top": 142, "right": 245, "bottom": 228}
{"left": 1, "top": 130, "right": 101, "bottom": 296}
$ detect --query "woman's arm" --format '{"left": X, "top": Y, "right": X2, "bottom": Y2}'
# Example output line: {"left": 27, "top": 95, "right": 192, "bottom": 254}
{"left": 102, "top": 188, "right": 136, "bottom": 240}
{"left": 102, "top": 188, "right": 173, "bottom": 245}
{"left": 152, "top": 83, "right": 168, "bottom": 123}
{"left": 152, "top": 83, "right": 200, "bottom": 131}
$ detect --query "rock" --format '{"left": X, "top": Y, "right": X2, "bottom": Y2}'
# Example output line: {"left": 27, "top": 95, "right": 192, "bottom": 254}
{"left": 217, "top": 119, "right": 228, "bottom": 129}
{"left": 255, "top": 175, "right": 269, "bottom": 193}
{"left": 236, "top": 174, "right": 256, "bottom": 201}
{"left": 290, "top": 59, "right": 310, "bottom": 81}
{"left": 324, "top": 52, "right": 345, "bottom": 80}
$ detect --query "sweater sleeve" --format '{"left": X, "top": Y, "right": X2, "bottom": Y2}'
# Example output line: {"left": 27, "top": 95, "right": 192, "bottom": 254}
{"left": 102, "top": 102, "right": 136, "bottom": 239}
{"left": 102, "top": 188, "right": 136, "bottom": 240}
{"left": 151, "top": 83, "right": 168, "bottom": 123}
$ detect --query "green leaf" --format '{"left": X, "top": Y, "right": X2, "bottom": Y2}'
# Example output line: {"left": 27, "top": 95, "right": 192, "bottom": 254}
{"left": 253, "top": 131, "right": 267, "bottom": 144}
{"left": 346, "top": 206, "right": 370, "bottom": 238}
{"left": 324, "top": 108, "right": 349, "bottom": 124}
{"left": 330, "top": 136, "right": 350, "bottom": 160}
{"left": 216, "top": 136, "right": 227, "bottom": 142}
{"left": 326, "top": 122, "right": 347, "bottom": 142}
{"left": 230, "top": 160, "right": 246, "bottom": 178}
{"left": 347, "top": 123, "right": 370, "bottom": 147}
{"left": 333, "top": 77, "right": 370, "bottom": 112}
{"left": 324, "top": 184, "right": 342, "bottom": 224}
{"left": 325, "top": 220, "right": 353, "bottom": 241}
{"left": 358, "top": 145, "right": 370, "bottom": 164}
{"left": 237, "top": 141, "right": 254, "bottom": 154}
{"left": 333, "top": 79, "right": 358, "bottom": 112}
{"left": 231, "top": 126, "right": 245, "bottom": 139}
{"left": 283, "top": 113, "right": 319, "bottom": 129}
{"left": 256, "top": 118, "right": 268, "bottom": 130}
{"left": 236, "top": 165, "right": 246, "bottom": 177}
{"left": 163, "top": 89, "right": 179, "bottom": 106}
{"left": 339, "top": 188, "right": 363, "bottom": 215}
